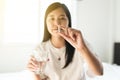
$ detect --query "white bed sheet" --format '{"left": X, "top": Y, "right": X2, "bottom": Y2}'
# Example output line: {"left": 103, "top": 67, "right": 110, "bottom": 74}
{"left": 0, "top": 70, "right": 34, "bottom": 80}
{"left": 87, "top": 62, "right": 120, "bottom": 80}
{"left": 0, "top": 62, "right": 120, "bottom": 80}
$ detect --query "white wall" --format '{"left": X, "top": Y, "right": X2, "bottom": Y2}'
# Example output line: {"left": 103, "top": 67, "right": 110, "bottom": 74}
{"left": 0, "top": 0, "right": 39, "bottom": 73}
{"left": 0, "top": 44, "right": 35, "bottom": 73}
{"left": 76, "top": 0, "right": 116, "bottom": 63}
{"left": 0, "top": 0, "right": 4, "bottom": 44}
{"left": 115, "top": 0, "right": 120, "bottom": 42}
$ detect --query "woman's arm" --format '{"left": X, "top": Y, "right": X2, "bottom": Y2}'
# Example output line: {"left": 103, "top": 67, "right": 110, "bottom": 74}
{"left": 33, "top": 75, "right": 41, "bottom": 80}
{"left": 77, "top": 44, "right": 103, "bottom": 75}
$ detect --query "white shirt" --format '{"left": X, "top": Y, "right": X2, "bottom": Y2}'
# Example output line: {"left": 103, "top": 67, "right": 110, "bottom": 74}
{"left": 33, "top": 40, "right": 89, "bottom": 80}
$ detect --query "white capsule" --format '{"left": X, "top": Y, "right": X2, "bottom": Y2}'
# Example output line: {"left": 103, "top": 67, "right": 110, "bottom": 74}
{"left": 58, "top": 26, "right": 61, "bottom": 32}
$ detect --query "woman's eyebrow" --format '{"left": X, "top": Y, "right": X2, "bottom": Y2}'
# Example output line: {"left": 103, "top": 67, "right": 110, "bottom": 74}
{"left": 48, "top": 14, "right": 66, "bottom": 17}
{"left": 48, "top": 15, "right": 54, "bottom": 17}
{"left": 59, "top": 14, "right": 66, "bottom": 17}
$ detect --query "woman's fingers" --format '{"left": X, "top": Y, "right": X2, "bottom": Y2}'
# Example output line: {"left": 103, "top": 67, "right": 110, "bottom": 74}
{"left": 59, "top": 29, "right": 75, "bottom": 47}
{"left": 58, "top": 27, "right": 83, "bottom": 49}
{"left": 58, "top": 26, "right": 75, "bottom": 41}
{"left": 27, "top": 56, "right": 38, "bottom": 72}
{"left": 58, "top": 26, "right": 68, "bottom": 35}
{"left": 27, "top": 64, "right": 37, "bottom": 72}
{"left": 68, "top": 28, "right": 76, "bottom": 41}
{"left": 30, "top": 56, "right": 38, "bottom": 66}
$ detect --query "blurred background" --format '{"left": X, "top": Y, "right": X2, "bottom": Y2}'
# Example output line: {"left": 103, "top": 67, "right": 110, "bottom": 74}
{"left": 0, "top": 0, "right": 120, "bottom": 73}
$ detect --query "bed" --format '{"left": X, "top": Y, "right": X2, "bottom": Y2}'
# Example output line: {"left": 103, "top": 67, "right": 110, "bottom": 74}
{"left": 86, "top": 62, "right": 120, "bottom": 80}
{"left": 0, "top": 62, "right": 120, "bottom": 80}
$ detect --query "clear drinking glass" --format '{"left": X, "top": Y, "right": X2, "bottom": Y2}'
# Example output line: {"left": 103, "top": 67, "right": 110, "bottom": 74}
{"left": 32, "top": 48, "right": 49, "bottom": 79}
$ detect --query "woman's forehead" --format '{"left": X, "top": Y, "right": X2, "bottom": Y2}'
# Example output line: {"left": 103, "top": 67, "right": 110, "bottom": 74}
{"left": 47, "top": 8, "right": 66, "bottom": 17}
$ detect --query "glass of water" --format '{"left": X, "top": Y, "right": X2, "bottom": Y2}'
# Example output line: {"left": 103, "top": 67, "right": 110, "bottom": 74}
{"left": 32, "top": 48, "right": 49, "bottom": 79}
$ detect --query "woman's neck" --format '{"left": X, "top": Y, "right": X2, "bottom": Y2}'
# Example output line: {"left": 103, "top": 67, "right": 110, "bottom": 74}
{"left": 51, "top": 36, "right": 65, "bottom": 48}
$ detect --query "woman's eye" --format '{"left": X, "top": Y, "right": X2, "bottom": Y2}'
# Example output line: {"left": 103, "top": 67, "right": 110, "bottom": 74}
{"left": 60, "top": 17, "right": 66, "bottom": 20}
{"left": 50, "top": 18, "right": 54, "bottom": 20}
{"left": 47, "top": 17, "right": 54, "bottom": 21}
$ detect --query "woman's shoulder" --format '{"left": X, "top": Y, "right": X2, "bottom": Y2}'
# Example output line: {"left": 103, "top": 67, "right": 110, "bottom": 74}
{"left": 36, "top": 40, "right": 50, "bottom": 50}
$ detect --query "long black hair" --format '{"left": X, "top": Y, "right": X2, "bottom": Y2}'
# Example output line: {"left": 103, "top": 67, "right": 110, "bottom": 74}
{"left": 42, "top": 2, "right": 75, "bottom": 68}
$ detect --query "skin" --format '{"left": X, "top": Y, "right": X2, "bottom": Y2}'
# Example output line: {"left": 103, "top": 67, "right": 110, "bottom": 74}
{"left": 46, "top": 8, "right": 68, "bottom": 48}
{"left": 27, "top": 7, "right": 103, "bottom": 80}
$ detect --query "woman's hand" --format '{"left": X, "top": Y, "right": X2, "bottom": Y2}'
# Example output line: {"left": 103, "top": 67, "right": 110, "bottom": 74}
{"left": 27, "top": 56, "right": 48, "bottom": 80}
{"left": 27, "top": 56, "right": 38, "bottom": 72}
{"left": 59, "top": 27, "right": 103, "bottom": 75}
{"left": 58, "top": 26, "right": 86, "bottom": 51}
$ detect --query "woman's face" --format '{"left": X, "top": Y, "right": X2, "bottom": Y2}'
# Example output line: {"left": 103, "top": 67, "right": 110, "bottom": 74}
{"left": 46, "top": 7, "right": 69, "bottom": 37}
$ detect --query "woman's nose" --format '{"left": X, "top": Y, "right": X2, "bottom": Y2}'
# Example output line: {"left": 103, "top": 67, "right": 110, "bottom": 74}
{"left": 54, "top": 19, "right": 61, "bottom": 25}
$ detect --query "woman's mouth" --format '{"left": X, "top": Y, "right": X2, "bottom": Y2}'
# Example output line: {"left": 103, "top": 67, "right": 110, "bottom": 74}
{"left": 52, "top": 29, "right": 58, "bottom": 33}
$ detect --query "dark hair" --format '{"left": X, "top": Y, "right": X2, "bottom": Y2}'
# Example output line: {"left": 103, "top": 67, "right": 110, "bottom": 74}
{"left": 42, "top": 2, "right": 75, "bottom": 68}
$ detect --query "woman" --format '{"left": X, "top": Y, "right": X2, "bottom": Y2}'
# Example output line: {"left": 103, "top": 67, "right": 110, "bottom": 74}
{"left": 27, "top": 2, "right": 103, "bottom": 80}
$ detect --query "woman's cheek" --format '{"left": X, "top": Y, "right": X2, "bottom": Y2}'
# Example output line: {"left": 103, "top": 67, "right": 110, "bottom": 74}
{"left": 47, "top": 26, "right": 51, "bottom": 33}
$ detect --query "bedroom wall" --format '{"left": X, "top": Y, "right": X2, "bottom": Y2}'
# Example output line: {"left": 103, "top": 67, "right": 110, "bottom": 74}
{"left": 0, "top": 0, "right": 39, "bottom": 73}
{"left": 0, "top": 0, "right": 119, "bottom": 72}
{"left": 0, "top": 44, "right": 35, "bottom": 73}
{"left": 0, "top": 0, "right": 4, "bottom": 44}
{"left": 76, "top": 0, "right": 116, "bottom": 63}
{"left": 115, "top": 0, "right": 120, "bottom": 42}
